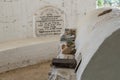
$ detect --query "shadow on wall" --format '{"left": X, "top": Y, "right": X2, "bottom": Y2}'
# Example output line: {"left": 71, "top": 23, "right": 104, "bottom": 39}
{"left": 81, "top": 29, "right": 120, "bottom": 80}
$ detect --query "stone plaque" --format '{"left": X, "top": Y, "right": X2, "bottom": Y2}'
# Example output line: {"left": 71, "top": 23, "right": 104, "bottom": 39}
{"left": 34, "top": 6, "right": 64, "bottom": 37}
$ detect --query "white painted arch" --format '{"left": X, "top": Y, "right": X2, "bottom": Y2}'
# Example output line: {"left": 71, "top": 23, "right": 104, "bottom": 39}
{"left": 75, "top": 8, "right": 120, "bottom": 80}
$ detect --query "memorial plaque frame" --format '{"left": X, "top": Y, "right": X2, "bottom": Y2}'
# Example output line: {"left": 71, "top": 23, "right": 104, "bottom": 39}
{"left": 34, "top": 6, "right": 65, "bottom": 37}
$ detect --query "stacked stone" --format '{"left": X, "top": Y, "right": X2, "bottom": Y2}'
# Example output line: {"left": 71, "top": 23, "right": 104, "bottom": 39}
{"left": 48, "top": 28, "right": 77, "bottom": 80}
{"left": 61, "top": 29, "right": 76, "bottom": 56}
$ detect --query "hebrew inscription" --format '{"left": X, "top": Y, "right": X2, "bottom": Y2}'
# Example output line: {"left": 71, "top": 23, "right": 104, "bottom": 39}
{"left": 35, "top": 6, "right": 64, "bottom": 37}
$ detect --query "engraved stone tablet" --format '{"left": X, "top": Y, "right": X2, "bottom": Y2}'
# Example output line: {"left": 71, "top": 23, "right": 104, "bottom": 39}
{"left": 34, "top": 6, "right": 64, "bottom": 37}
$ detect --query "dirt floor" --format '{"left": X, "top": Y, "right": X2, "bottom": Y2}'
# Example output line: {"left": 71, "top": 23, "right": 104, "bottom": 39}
{"left": 0, "top": 61, "right": 51, "bottom": 80}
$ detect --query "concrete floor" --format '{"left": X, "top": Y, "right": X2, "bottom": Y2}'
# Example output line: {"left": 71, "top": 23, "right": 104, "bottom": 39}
{"left": 0, "top": 61, "right": 51, "bottom": 80}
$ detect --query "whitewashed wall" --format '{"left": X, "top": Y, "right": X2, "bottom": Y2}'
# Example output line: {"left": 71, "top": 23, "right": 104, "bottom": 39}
{"left": 76, "top": 0, "right": 96, "bottom": 25}
{"left": 0, "top": 0, "right": 96, "bottom": 42}
{"left": 0, "top": 0, "right": 65, "bottom": 42}
{"left": 64, "top": 0, "right": 96, "bottom": 28}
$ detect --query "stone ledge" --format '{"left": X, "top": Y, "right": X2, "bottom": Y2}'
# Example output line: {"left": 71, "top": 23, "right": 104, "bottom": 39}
{"left": 0, "top": 37, "right": 59, "bottom": 73}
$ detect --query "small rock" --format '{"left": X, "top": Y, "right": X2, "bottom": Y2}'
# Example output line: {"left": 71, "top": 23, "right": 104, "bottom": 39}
{"left": 62, "top": 47, "right": 72, "bottom": 54}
